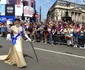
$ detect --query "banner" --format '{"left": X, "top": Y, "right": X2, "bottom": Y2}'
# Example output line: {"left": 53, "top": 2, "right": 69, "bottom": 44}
{"left": 24, "top": 6, "right": 34, "bottom": 17}
{"left": 23, "top": 0, "right": 28, "bottom": 6}
{"left": 5, "top": 4, "right": 15, "bottom": 16}
{"left": 0, "top": 4, "right": 5, "bottom": 15}
{"left": 15, "top": 5, "right": 23, "bottom": 16}
{"left": 0, "top": 16, "right": 15, "bottom": 22}
{"left": 7, "top": 0, "right": 22, "bottom": 4}
{"left": 0, "top": 0, "right": 7, "bottom": 4}
{"left": 31, "top": 0, "right": 35, "bottom": 7}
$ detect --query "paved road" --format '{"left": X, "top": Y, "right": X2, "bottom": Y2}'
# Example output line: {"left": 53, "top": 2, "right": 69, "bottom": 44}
{"left": 0, "top": 37, "right": 85, "bottom": 70}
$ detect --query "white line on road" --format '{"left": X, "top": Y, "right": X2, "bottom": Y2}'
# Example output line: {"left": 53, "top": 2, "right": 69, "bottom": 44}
{"left": 35, "top": 47, "right": 85, "bottom": 59}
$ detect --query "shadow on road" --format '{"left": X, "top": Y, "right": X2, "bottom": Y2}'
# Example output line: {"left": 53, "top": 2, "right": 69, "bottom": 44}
{"left": 23, "top": 54, "right": 38, "bottom": 63}
{"left": 0, "top": 45, "right": 3, "bottom": 48}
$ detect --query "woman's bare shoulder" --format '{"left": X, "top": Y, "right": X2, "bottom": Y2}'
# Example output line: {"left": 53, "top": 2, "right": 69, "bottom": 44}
{"left": 11, "top": 25, "right": 16, "bottom": 30}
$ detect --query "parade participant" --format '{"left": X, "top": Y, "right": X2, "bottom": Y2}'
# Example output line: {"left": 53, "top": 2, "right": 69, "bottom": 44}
{"left": 68, "top": 25, "right": 73, "bottom": 46}
{"left": 6, "top": 19, "right": 12, "bottom": 40}
{"left": 73, "top": 25, "right": 79, "bottom": 47}
{"left": 43, "top": 24, "right": 49, "bottom": 43}
{"left": 48, "top": 24, "right": 52, "bottom": 44}
{"left": 1, "top": 23, "right": 7, "bottom": 38}
{"left": 64, "top": 24, "right": 71, "bottom": 46}
{"left": 0, "top": 19, "right": 31, "bottom": 67}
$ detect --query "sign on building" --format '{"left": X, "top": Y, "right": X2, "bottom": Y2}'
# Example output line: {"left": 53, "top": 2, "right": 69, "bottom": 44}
{"left": 15, "top": 5, "right": 23, "bottom": 16}
{"left": 5, "top": 4, "right": 15, "bottom": 16}
{"left": 24, "top": 6, "right": 34, "bottom": 17}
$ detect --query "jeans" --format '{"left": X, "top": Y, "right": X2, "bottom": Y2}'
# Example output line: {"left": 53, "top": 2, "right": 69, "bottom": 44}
{"left": 48, "top": 33, "right": 53, "bottom": 44}
{"left": 73, "top": 35, "right": 78, "bottom": 45}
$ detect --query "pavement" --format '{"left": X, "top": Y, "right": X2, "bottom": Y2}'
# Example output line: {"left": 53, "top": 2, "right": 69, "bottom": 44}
{"left": 0, "top": 37, "right": 85, "bottom": 70}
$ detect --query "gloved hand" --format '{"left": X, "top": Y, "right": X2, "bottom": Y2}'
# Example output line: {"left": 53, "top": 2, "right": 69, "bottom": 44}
{"left": 26, "top": 38, "right": 32, "bottom": 42}
{"left": 6, "top": 34, "right": 11, "bottom": 41}
{"left": 25, "top": 34, "right": 32, "bottom": 42}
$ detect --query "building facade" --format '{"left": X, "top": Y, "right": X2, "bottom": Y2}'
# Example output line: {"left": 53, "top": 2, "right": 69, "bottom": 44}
{"left": 47, "top": 0, "right": 85, "bottom": 23}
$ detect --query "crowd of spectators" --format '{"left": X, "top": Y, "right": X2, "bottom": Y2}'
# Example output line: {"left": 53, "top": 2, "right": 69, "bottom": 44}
{"left": 0, "top": 20, "right": 85, "bottom": 48}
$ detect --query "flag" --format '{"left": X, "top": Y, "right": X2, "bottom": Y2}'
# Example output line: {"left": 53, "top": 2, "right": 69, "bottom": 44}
{"left": 23, "top": 0, "right": 28, "bottom": 6}
{"left": 16, "top": 0, "right": 21, "bottom": 5}
{"left": 31, "top": 0, "right": 34, "bottom": 7}
{"left": 31, "top": 0, "right": 34, "bottom": 3}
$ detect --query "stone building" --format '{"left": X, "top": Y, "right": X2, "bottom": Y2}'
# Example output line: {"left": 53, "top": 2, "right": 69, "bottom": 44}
{"left": 47, "top": 0, "right": 85, "bottom": 22}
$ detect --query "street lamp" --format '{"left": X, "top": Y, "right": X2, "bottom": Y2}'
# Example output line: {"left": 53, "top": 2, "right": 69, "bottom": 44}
{"left": 21, "top": 0, "right": 25, "bottom": 21}
{"left": 62, "top": 0, "right": 72, "bottom": 22}
{"left": 65, "top": 1, "right": 70, "bottom": 17}
{"left": 40, "top": 6, "right": 41, "bottom": 22}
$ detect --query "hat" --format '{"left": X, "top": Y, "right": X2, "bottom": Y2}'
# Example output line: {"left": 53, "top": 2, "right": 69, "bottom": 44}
{"left": 15, "top": 18, "right": 20, "bottom": 22}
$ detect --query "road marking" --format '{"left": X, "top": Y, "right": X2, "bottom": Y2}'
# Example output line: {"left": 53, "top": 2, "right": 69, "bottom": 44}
{"left": 35, "top": 47, "right": 85, "bottom": 59}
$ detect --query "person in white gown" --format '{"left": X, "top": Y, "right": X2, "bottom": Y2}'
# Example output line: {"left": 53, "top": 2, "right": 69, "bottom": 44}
{"left": 0, "top": 19, "right": 31, "bottom": 67}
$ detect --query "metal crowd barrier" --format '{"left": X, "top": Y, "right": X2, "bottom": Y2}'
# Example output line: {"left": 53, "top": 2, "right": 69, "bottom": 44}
{"left": 53, "top": 34, "right": 85, "bottom": 46}
{"left": 53, "top": 34, "right": 67, "bottom": 45}
{"left": 78, "top": 36, "right": 85, "bottom": 46}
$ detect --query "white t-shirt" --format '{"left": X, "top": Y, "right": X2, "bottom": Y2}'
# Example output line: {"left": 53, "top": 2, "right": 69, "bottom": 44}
{"left": 7, "top": 19, "right": 11, "bottom": 25}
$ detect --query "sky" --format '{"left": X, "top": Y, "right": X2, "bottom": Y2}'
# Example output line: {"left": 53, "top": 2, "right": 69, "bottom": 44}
{"left": 0, "top": 4, "right": 5, "bottom": 15}
{"left": 35, "top": 0, "right": 85, "bottom": 20}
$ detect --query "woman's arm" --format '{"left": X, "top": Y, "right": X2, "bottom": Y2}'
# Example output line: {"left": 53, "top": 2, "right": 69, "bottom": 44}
{"left": 23, "top": 28, "right": 31, "bottom": 42}
{"left": 24, "top": 34, "right": 31, "bottom": 42}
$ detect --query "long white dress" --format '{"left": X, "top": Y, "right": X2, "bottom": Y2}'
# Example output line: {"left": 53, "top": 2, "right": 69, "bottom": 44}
{"left": 0, "top": 25, "right": 27, "bottom": 67}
